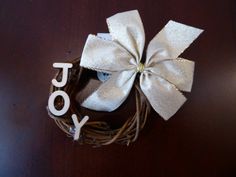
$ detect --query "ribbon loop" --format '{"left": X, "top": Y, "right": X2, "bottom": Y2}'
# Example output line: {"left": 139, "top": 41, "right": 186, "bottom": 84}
{"left": 145, "top": 20, "right": 203, "bottom": 66}
{"left": 82, "top": 70, "right": 137, "bottom": 112}
{"left": 107, "top": 10, "right": 145, "bottom": 62}
{"left": 80, "top": 35, "right": 135, "bottom": 73}
{"left": 147, "top": 58, "right": 195, "bottom": 92}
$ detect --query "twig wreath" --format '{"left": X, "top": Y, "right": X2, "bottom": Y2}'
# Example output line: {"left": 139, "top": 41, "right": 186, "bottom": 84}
{"left": 47, "top": 10, "right": 203, "bottom": 146}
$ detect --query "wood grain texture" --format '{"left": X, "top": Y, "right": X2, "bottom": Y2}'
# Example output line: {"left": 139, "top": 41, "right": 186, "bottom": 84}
{"left": 0, "top": 0, "right": 236, "bottom": 177}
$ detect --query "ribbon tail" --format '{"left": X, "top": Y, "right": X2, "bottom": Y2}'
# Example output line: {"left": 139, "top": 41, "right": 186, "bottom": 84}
{"left": 82, "top": 70, "right": 136, "bottom": 112}
{"left": 140, "top": 72, "right": 187, "bottom": 120}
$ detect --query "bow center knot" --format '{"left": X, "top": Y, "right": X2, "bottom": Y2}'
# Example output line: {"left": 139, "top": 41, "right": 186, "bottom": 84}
{"left": 136, "top": 63, "right": 145, "bottom": 73}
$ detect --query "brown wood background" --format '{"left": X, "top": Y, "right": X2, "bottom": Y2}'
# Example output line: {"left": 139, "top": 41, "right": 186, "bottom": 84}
{"left": 0, "top": 0, "right": 236, "bottom": 177}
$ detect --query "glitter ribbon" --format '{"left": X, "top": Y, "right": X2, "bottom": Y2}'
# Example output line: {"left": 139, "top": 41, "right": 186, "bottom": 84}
{"left": 80, "top": 10, "right": 203, "bottom": 120}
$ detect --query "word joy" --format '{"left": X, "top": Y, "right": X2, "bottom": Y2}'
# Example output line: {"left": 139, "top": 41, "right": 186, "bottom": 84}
{"left": 48, "top": 63, "right": 89, "bottom": 140}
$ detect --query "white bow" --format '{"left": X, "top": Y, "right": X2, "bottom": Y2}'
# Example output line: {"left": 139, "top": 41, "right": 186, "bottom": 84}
{"left": 80, "top": 10, "right": 203, "bottom": 120}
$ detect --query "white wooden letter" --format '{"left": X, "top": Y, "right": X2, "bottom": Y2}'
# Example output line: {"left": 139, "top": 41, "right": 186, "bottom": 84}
{"left": 71, "top": 114, "right": 89, "bottom": 140}
{"left": 48, "top": 90, "right": 70, "bottom": 116}
{"left": 52, "top": 63, "right": 73, "bottom": 87}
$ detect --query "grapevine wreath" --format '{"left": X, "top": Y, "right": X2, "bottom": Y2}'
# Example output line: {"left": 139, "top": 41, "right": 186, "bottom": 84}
{"left": 47, "top": 10, "right": 203, "bottom": 146}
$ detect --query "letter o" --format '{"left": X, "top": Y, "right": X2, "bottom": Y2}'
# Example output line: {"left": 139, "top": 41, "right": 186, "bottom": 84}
{"left": 48, "top": 90, "right": 70, "bottom": 116}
